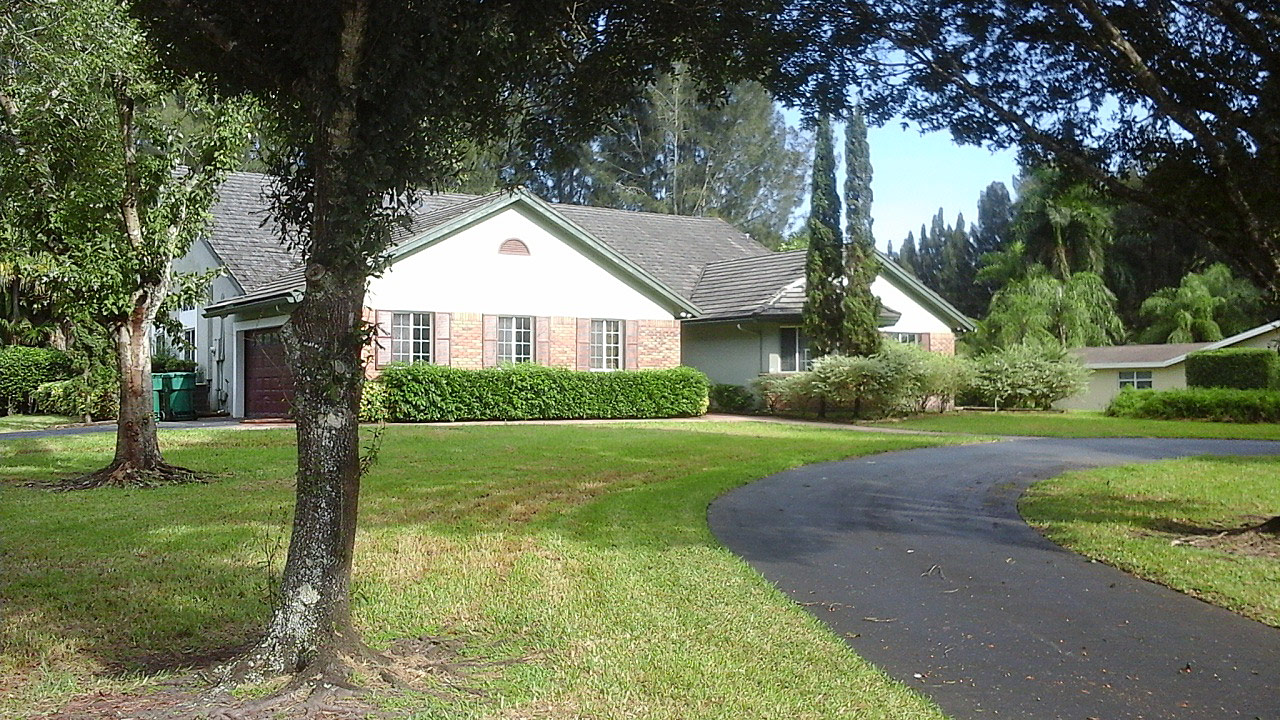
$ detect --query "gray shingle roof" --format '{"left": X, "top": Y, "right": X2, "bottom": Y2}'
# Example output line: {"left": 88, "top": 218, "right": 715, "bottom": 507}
{"left": 1075, "top": 342, "right": 1211, "bottom": 367}
{"left": 690, "top": 249, "right": 902, "bottom": 324}
{"left": 206, "top": 173, "right": 768, "bottom": 302}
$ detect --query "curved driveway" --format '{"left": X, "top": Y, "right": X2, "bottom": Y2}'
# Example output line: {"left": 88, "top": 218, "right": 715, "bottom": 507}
{"left": 709, "top": 437, "right": 1280, "bottom": 720}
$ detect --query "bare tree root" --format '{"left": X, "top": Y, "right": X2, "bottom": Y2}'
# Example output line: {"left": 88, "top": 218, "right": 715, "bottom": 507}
{"left": 1170, "top": 515, "right": 1280, "bottom": 547}
{"left": 186, "top": 633, "right": 496, "bottom": 720}
{"left": 49, "top": 459, "right": 208, "bottom": 490}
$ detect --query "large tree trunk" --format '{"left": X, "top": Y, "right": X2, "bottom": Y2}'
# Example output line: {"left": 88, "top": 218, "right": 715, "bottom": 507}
{"left": 227, "top": 269, "right": 369, "bottom": 681}
{"left": 65, "top": 284, "right": 202, "bottom": 489}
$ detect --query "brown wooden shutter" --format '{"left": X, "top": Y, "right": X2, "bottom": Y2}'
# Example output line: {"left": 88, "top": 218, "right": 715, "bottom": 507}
{"left": 919, "top": 333, "right": 931, "bottom": 352}
{"left": 576, "top": 318, "right": 592, "bottom": 370}
{"left": 434, "top": 312, "right": 451, "bottom": 366}
{"left": 374, "top": 310, "right": 394, "bottom": 368}
{"left": 625, "top": 320, "right": 640, "bottom": 370}
{"left": 482, "top": 314, "right": 498, "bottom": 367}
{"left": 535, "top": 316, "right": 551, "bottom": 365}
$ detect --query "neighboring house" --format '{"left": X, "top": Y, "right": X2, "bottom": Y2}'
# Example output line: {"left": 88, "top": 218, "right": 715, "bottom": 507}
{"left": 1057, "top": 320, "right": 1280, "bottom": 411}
{"left": 176, "top": 172, "right": 972, "bottom": 417}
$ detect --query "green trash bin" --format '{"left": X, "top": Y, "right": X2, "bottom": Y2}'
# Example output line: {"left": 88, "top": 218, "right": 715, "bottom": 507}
{"left": 152, "top": 374, "right": 166, "bottom": 421}
{"left": 166, "top": 372, "right": 198, "bottom": 420}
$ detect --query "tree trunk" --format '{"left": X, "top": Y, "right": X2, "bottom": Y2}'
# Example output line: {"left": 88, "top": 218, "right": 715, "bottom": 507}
{"left": 64, "top": 285, "right": 202, "bottom": 489}
{"left": 228, "top": 268, "right": 369, "bottom": 681}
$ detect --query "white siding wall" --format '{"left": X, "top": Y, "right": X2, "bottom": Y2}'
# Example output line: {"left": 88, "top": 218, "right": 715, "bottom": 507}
{"left": 366, "top": 206, "right": 674, "bottom": 320}
{"left": 171, "top": 238, "right": 244, "bottom": 413}
{"left": 873, "top": 276, "right": 952, "bottom": 334}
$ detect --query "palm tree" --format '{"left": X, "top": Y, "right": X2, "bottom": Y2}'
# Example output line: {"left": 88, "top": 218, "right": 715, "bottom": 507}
{"left": 1138, "top": 263, "right": 1267, "bottom": 343}
{"left": 1015, "top": 167, "right": 1112, "bottom": 279}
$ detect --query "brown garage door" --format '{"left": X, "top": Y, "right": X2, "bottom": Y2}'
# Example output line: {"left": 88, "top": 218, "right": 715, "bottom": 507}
{"left": 244, "top": 328, "right": 294, "bottom": 418}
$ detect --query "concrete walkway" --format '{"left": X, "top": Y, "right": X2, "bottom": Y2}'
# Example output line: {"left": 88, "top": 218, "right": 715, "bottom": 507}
{"left": 709, "top": 437, "right": 1280, "bottom": 720}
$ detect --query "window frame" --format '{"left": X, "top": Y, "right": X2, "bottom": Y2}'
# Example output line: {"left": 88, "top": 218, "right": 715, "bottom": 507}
{"left": 497, "top": 315, "right": 534, "bottom": 364}
{"left": 779, "top": 326, "right": 812, "bottom": 373}
{"left": 181, "top": 327, "right": 197, "bottom": 363}
{"left": 390, "top": 311, "right": 433, "bottom": 365}
{"left": 885, "top": 332, "right": 921, "bottom": 345}
{"left": 1118, "top": 370, "right": 1153, "bottom": 390}
{"left": 589, "top": 319, "right": 624, "bottom": 371}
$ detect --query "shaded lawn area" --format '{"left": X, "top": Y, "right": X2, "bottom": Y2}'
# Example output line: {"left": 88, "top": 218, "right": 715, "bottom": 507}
{"left": 0, "top": 422, "right": 968, "bottom": 719}
{"left": 1021, "top": 455, "right": 1280, "bottom": 627}
{"left": 862, "top": 410, "right": 1280, "bottom": 440}
{"left": 0, "top": 415, "right": 78, "bottom": 434}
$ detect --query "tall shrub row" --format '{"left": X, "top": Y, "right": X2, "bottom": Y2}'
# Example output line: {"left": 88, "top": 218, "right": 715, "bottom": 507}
{"left": 1107, "top": 387, "right": 1280, "bottom": 423}
{"left": 1185, "top": 348, "right": 1280, "bottom": 390}
{"left": 0, "top": 346, "right": 72, "bottom": 414}
{"left": 751, "top": 343, "right": 1084, "bottom": 418}
{"left": 361, "top": 364, "right": 709, "bottom": 423}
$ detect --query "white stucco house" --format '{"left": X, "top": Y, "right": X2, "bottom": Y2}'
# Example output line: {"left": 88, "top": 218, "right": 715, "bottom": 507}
{"left": 175, "top": 172, "right": 972, "bottom": 417}
{"left": 1056, "top": 320, "right": 1280, "bottom": 411}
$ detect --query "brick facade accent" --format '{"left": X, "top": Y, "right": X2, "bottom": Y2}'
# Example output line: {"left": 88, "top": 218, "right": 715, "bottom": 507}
{"left": 635, "top": 318, "right": 682, "bottom": 369}
{"left": 363, "top": 309, "right": 682, "bottom": 372}
{"left": 449, "top": 312, "right": 484, "bottom": 369}
{"left": 928, "top": 332, "right": 956, "bottom": 356}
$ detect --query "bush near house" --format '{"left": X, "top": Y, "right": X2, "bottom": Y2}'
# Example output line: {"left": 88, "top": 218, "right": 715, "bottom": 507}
{"left": 1106, "top": 387, "right": 1280, "bottom": 423}
{"left": 1185, "top": 348, "right": 1280, "bottom": 390}
{"left": 966, "top": 345, "right": 1087, "bottom": 410}
{"left": 361, "top": 363, "right": 709, "bottom": 422}
{"left": 31, "top": 365, "right": 120, "bottom": 420}
{"left": 751, "top": 343, "right": 968, "bottom": 418}
{"left": 0, "top": 346, "right": 71, "bottom": 414}
{"left": 709, "top": 383, "right": 757, "bottom": 413}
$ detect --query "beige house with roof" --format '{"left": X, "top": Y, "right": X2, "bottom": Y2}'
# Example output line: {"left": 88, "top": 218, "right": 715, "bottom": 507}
{"left": 1057, "top": 320, "right": 1280, "bottom": 411}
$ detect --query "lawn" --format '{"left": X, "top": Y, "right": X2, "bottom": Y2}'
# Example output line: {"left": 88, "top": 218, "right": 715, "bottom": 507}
{"left": 1021, "top": 455, "right": 1280, "bottom": 627}
{"left": 0, "top": 422, "right": 965, "bottom": 719}
{"left": 861, "top": 410, "right": 1280, "bottom": 440}
{"left": 0, "top": 414, "right": 78, "bottom": 434}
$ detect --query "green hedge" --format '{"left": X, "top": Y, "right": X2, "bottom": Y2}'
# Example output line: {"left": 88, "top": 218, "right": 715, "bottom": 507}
{"left": 362, "top": 363, "right": 709, "bottom": 423}
{"left": 31, "top": 365, "right": 120, "bottom": 420}
{"left": 1106, "top": 387, "right": 1280, "bottom": 423}
{"left": 0, "top": 346, "right": 72, "bottom": 413}
{"left": 709, "top": 384, "right": 756, "bottom": 413}
{"left": 1185, "top": 348, "right": 1280, "bottom": 390}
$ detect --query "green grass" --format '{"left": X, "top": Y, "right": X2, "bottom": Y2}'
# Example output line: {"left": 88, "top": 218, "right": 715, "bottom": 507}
{"left": 0, "top": 422, "right": 969, "bottom": 719}
{"left": 0, "top": 414, "right": 77, "bottom": 433}
{"left": 1021, "top": 455, "right": 1280, "bottom": 626}
{"left": 861, "top": 410, "right": 1280, "bottom": 440}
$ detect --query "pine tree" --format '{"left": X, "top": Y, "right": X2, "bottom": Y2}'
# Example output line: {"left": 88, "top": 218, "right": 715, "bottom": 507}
{"left": 974, "top": 181, "right": 1013, "bottom": 258}
{"left": 918, "top": 211, "right": 946, "bottom": 288}
{"left": 939, "top": 212, "right": 980, "bottom": 316}
{"left": 802, "top": 116, "right": 845, "bottom": 357}
{"left": 839, "top": 107, "right": 882, "bottom": 356}
{"left": 898, "top": 232, "right": 920, "bottom": 276}
{"left": 885, "top": 239, "right": 896, "bottom": 261}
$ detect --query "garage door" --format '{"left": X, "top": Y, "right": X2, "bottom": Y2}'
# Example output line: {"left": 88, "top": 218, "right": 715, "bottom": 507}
{"left": 244, "top": 328, "right": 294, "bottom": 418}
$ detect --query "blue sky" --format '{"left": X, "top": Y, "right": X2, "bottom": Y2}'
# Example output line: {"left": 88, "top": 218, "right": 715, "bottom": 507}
{"left": 784, "top": 114, "right": 1022, "bottom": 251}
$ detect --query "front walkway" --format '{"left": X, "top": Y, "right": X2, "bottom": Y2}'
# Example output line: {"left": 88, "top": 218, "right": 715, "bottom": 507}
{"left": 709, "top": 437, "right": 1280, "bottom": 720}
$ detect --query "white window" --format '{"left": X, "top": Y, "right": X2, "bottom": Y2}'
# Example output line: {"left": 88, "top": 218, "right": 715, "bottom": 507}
{"left": 498, "top": 316, "right": 533, "bottom": 364}
{"left": 780, "top": 326, "right": 812, "bottom": 372}
{"left": 590, "top": 319, "right": 623, "bottom": 370}
{"left": 1118, "top": 370, "right": 1153, "bottom": 389}
{"left": 182, "top": 328, "right": 197, "bottom": 363}
{"left": 886, "top": 332, "right": 920, "bottom": 345}
{"left": 392, "top": 312, "right": 432, "bottom": 364}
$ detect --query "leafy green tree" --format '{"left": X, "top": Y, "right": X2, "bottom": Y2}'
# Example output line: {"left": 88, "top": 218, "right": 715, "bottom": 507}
{"left": 803, "top": 116, "right": 846, "bottom": 357}
{"left": 829, "top": 0, "right": 1280, "bottom": 294}
{"left": 1014, "top": 166, "right": 1112, "bottom": 279}
{"left": 972, "top": 268, "right": 1125, "bottom": 351}
{"left": 1138, "top": 263, "right": 1269, "bottom": 343}
{"left": 0, "top": 0, "right": 247, "bottom": 486}
{"left": 840, "top": 107, "right": 881, "bottom": 356}
{"left": 898, "top": 232, "right": 920, "bottom": 276}
{"left": 137, "top": 0, "right": 819, "bottom": 694}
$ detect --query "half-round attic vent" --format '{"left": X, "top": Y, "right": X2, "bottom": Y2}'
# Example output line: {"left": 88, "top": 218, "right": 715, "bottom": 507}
{"left": 499, "top": 238, "right": 530, "bottom": 256}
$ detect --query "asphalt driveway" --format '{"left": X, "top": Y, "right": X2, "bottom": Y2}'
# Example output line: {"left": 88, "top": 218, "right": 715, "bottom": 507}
{"left": 710, "top": 437, "right": 1280, "bottom": 720}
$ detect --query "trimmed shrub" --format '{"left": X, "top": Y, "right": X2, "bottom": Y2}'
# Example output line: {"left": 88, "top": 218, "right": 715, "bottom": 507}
{"left": 1185, "top": 348, "right": 1280, "bottom": 390}
{"left": 0, "top": 346, "right": 72, "bottom": 413}
{"left": 358, "top": 379, "right": 390, "bottom": 423}
{"left": 709, "top": 384, "right": 756, "bottom": 413}
{"left": 1106, "top": 387, "right": 1280, "bottom": 423}
{"left": 152, "top": 351, "right": 198, "bottom": 374}
{"left": 367, "top": 363, "right": 709, "bottom": 422}
{"left": 31, "top": 365, "right": 120, "bottom": 420}
{"left": 966, "top": 345, "right": 1087, "bottom": 410}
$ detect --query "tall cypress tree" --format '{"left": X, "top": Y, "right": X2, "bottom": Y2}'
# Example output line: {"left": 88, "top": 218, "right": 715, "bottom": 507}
{"left": 840, "top": 107, "right": 882, "bottom": 356}
{"left": 899, "top": 232, "right": 920, "bottom": 276}
{"left": 918, "top": 212, "right": 946, "bottom": 288}
{"left": 802, "top": 116, "right": 845, "bottom": 357}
